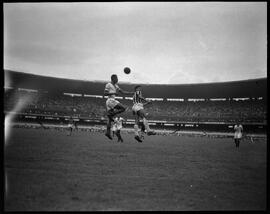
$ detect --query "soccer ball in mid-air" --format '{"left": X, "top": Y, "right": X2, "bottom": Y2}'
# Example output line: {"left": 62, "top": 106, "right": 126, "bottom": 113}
{"left": 124, "top": 67, "right": 131, "bottom": 74}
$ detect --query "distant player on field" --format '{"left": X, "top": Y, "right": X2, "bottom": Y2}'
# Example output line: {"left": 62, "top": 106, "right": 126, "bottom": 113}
{"left": 112, "top": 120, "right": 117, "bottom": 138}
{"left": 67, "top": 116, "right": 76, "bottom": 136}
{"left": 104, "top": 74, "right": 133, "bottom": 140}
{"left": 115, "top": 116, "right": 124, "bottom": 142}
{"left": 132, "top": 85, "right": 156, "bottom": 142}
{"left": 234, "top": 122, "right": 243, "bottom": 148}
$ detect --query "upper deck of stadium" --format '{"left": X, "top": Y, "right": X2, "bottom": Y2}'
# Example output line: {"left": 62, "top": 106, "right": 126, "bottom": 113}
{"left": 4, "top": 70, "right": 267, "bottom": 99}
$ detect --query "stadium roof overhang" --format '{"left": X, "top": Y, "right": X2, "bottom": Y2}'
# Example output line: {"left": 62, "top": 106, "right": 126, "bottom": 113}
{"left": 4, "top": 70, "right": 267, "bottom": 99}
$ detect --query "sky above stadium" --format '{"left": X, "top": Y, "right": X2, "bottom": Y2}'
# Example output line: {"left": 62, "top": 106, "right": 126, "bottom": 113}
{"left": 4, "top": 2, "right": 267, "bottom": 84}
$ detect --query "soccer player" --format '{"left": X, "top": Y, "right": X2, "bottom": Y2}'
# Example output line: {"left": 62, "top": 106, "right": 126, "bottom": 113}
{"left": 112, "top": 118, "right": 117, "bottom": 138}
{"left": 67, "top": 116, "right": 76, "bottom": 136}
{"left": 132, "top": 85, "right": 156, "bottom": 142}
{"left": 139, "top": 120, "right": 146, "bottom": 140}
{"left": 234, "top": 122, "right": 243, "bottom": 148}
{"left": 104, "top": 74, "right": 133, "bottom": 140}
{"left": 115, "top": 116, "right": 124, "bottom": 142}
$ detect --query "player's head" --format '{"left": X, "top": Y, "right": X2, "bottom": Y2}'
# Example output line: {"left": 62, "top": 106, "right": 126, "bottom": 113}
{"left": 134, "top": 85, "right": 141, "bottom": 91}
{"left": 111, "top": 74, "right": 118, "bottom": 84}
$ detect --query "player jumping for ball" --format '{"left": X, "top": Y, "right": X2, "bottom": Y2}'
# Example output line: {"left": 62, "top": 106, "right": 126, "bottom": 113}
{"left": 132, "top": 85, "right": 156, "bottom": 142}
{"left": 104, "top": 74, "right": 133, "bottom": 140}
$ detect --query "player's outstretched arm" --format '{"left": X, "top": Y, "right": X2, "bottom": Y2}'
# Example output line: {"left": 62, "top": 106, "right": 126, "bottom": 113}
{"left": 143, "top": 100, "right": 152, "bottom": 106}
{"left": 138, "top": 95, "right": 149, "bottom": 104}
{"left": 118, "top": 88, "right": 134, "bottom": 95}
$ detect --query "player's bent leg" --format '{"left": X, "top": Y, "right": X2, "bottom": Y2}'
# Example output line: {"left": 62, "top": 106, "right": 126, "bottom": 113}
{"left": 107, "top": 105, "right": 126, "bottom": 120}
{"left": 140, "top": 121, "right": 146, "bottom": 133}
{"left": 113, "top": 103, "right": 127, "bottom": 115}
{"left": 138, "top": 110, "right": 156, "bottom": 136}
{"left": 105, "top": 118, "right": 113, "bottom": 140}
{"left": 136, "top": 111, "right": 145, "bottom": 132}
{"left": 107, "top": 109, "right": 115, "bottom": 122}
{"left": 134, "top": 116, "right": 143, "bottom": 142}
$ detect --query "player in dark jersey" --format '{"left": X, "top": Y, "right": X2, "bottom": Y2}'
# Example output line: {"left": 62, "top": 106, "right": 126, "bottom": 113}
{"left": 132, "top": 85, "right": 156, "bottom": 142}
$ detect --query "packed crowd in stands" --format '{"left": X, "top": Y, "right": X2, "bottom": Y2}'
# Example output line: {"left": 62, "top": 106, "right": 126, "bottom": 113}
{"left": 4, "top": 89, "right": 267, "bottom": 123}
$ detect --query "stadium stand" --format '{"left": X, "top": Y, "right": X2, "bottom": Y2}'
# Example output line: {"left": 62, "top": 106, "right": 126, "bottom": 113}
{"left": 4, "top": 87, "right": 266, "bottom": 123}
{"left": 4, "top": 70, "right": 267, "bottom": 129}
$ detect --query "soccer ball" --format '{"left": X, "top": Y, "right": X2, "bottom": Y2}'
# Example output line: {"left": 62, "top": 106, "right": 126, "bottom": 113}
{"left": 124, "top": 67, "right": 131, "bottom": 74}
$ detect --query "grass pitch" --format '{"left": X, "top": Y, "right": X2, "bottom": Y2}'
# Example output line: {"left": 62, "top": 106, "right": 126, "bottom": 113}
{"left": 4, "top": 128, "right": 266, "bottom": 211}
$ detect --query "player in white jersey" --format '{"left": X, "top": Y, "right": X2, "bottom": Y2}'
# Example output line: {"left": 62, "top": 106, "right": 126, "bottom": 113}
{"left": 115, "top": 117, "right": 124, "bottom": 142}
{"left": 132, "top": 85, "right": 156, "bottom": 142}
{"left": 111, "top": 120, "right": 117, "bottom": 138}
{"left": 234, "top": 122, "right": 243, "bottom": 148}
{"left": 104, "top": 74, "right": 133, "bottom": 140}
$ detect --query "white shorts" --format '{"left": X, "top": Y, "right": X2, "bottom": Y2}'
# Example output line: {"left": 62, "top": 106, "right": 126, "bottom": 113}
{"left": 68, "top": 124, "right": 74, "bottom": 128}
{"left": 132, "top": 103, "right": 144, "bottom": 113}
{"left": 234, "top": 132, "right": 242, "bottom": 139}
{"left": 106, "top": 98, "right": 120, "bottom": 111}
